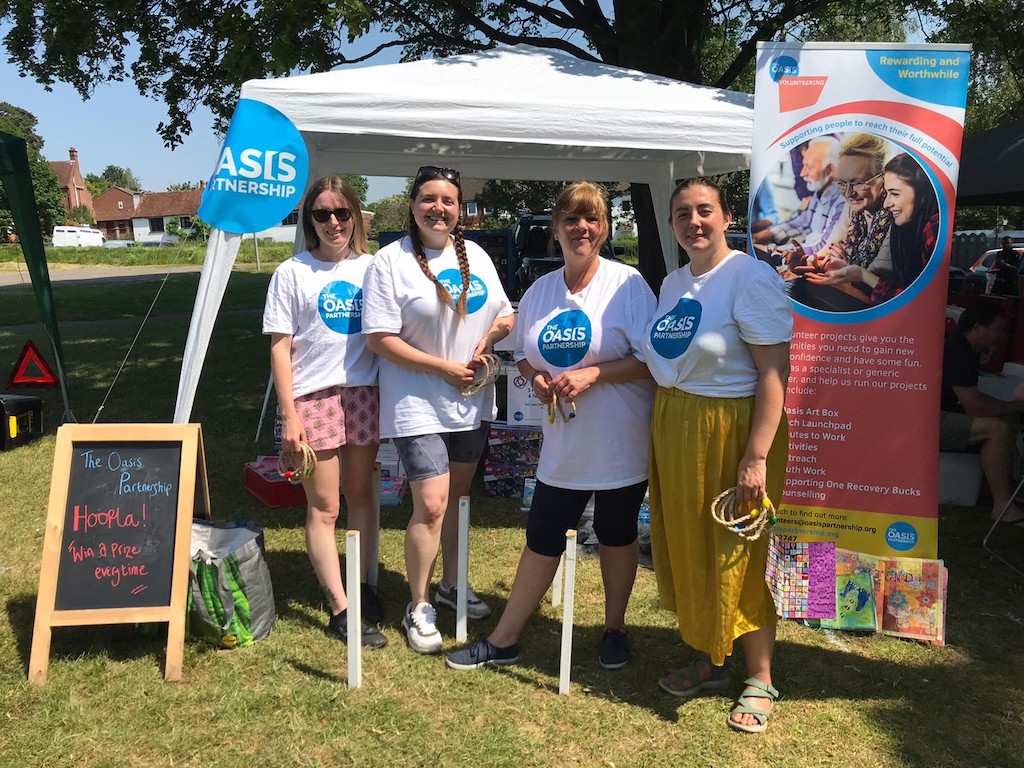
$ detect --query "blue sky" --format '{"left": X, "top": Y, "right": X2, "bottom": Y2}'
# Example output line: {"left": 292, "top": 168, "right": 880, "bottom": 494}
{"left": 1, "top": 34, "right": 407, "bottom": 203}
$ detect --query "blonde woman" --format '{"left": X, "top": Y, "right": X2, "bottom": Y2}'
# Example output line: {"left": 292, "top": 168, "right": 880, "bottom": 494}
{"left": 447, "top": 181, "right": 656, "bottom": 672}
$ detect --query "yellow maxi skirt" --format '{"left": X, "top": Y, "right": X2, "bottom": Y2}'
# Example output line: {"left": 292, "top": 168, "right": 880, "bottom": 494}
{"left": 649, "top": 387, "right": 788, "bottom": 667}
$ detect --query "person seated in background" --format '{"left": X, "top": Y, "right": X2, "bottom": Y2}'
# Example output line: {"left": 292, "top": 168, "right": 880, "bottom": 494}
{"left": 941, "top": 303, "right": 1024, "bottom": 526}
{"left": 754, "top": 137, "right": 845, "bottom": 256}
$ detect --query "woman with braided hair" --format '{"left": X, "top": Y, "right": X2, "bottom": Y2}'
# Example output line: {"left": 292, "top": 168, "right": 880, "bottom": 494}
{"left": 363, "top": 165, "right": 514, "bottom": 654}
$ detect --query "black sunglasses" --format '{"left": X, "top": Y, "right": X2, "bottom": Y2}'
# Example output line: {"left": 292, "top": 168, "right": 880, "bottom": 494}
{"left": 415, "top": 165, "right": 461, "bottom": 184}
{"left": 310, "top": 208, "right": 353, "bottom": 223}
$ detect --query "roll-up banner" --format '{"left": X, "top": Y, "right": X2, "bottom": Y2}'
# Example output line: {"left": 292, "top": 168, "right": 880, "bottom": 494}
{"left": 750, "top": 42, "right": 972, "bottom": 558}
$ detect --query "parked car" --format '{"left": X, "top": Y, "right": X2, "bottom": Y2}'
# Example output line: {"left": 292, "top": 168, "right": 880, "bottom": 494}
{"left": 512, "top": 211, "right": 623, "bottom": 298}
{"left": 948, "top": 265, "right": 987, "bottom": 295}
{"left": 103, "top": 239, "right": 138, "bottom": 249}
{"left": 969, "top": 245, "right": 1024, "bottom": 274}
{"left": 140, "top": 235, "right": 180, "bottom": 247}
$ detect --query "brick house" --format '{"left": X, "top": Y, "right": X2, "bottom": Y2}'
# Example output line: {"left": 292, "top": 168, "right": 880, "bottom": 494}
{"left": 459, "top": 179, "right": 488, "bottom": 227}
{"left": 94, "top": 186, "right": 141, "bottom": 241}
{"left": 131, "top": 184, "right": 205, "bottom": 243}
{"left": 49, "top": 147, "right": 94, "bottom": 220}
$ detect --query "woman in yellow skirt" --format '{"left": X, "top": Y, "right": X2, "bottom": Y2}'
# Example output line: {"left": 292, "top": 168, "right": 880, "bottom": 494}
{"left": 641, "top": 178, "right": 791, "bottom": 733}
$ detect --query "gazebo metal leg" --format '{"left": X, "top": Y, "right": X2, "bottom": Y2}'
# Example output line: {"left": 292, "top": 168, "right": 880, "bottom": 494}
{"left": 982, "top": 476, "right": 1024, "bottom": 578}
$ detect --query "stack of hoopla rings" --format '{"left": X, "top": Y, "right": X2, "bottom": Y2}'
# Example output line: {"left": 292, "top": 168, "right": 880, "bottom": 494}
{"left": 278, "top": 442, "right": 318, "bottom": 486}
{"left": 710, "top": 488, "right": 777, "bottom": 541}
{"left": 460, "top": 353, "right": 503, "bottom": 397}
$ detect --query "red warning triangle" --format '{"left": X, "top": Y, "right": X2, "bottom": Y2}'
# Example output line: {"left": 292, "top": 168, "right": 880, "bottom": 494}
{"left": 7, "top": 340, "right": 60, "bottom": 388}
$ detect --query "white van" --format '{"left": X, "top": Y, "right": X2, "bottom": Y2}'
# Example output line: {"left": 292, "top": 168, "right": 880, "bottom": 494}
{"left": 51, "top": 226, "right": 105, "bottom": 247}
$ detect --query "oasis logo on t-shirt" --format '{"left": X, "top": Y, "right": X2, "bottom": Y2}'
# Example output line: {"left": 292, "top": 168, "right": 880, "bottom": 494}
{"left": 197, "top": 99, "right": 309, "bottom": 235}
{"left": 438, "top": 269, "right": 488, "bottom": 314}
{"left": 538, "top": 310, "right": 591, "bottom": 368}
{"left": 650, "top": 298, "right": 702, "bottom": 359}
{"left": 319, "top": 281, "right": 362, "bottom": 334}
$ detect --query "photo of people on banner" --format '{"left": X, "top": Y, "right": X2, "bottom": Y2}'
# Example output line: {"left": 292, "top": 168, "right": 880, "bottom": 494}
{"left": 751, "top": 132, "right": 939, "bottom": 314}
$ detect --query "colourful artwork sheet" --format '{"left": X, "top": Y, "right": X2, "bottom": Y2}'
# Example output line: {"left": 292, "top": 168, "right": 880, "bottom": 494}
{"left": 766, "top": 535, "right": 836, "bottom": 619}
{"left": 820, "top": 570, "right": 877, "bottom": 631}
{"left": 833, "top": 548, "right": 886, "bottom": 629}
{"left": 880, "top": 557, "right": 946, "bottom": 646}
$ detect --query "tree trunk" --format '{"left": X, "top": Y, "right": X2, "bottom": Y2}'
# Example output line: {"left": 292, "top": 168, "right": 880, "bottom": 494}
{"left": 610, "top": 0, "right": 707, "bottom": 287}
{"left": 631, "top": 183, "right": 667, "bottom": 295}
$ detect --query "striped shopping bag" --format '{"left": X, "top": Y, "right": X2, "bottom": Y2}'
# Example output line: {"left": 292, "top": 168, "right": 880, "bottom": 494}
{"left": 187, "top": 520, "right": 276, "bottom": 648}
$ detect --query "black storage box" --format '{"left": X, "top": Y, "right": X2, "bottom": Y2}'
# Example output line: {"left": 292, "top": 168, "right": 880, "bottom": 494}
{"left": 0, "top": 394, "right": 43, "bottom": 450}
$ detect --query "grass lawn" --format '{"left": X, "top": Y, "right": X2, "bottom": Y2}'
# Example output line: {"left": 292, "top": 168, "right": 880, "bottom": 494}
{"left": 0, "top": 265, "right": 1023, "bottom": 767}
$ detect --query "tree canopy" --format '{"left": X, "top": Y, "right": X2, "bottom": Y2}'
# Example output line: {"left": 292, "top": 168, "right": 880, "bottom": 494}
{"left": 4, "top": 1, "right": 1017, "bottom": 144}
{"left": 4, "top": 2, "right": 1019, "bottom": 256}
{"left": 337, "top": 173, "right": 367, "bottom": 204}
{"left": 366, "top": 193, "right": 408, "bottom": 234}
{"left": 0, "top": 101, "right": 65, "bottom": 239}
{"left": 476, "top": 180, "right": 621, "bottom": 222}
{"left": 100, "top": 165, "right": 142, "bottom": 191}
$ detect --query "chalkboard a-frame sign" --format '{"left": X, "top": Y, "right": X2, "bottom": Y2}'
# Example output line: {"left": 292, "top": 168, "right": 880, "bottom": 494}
{"left": 29, "top": 423, "right": 210, "bottom": 684}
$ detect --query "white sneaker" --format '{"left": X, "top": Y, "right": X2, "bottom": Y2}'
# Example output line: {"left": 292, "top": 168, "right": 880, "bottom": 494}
{"left": 434, "top": 580, "right": 492, "bottom": 619}
{"left": 402, "top": 601, "right": 443, "bottom": 654}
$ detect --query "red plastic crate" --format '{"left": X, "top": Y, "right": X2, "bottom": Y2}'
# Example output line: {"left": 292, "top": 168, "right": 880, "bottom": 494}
{"left": 245, "top": 457, "right": 307, "bottom": 508}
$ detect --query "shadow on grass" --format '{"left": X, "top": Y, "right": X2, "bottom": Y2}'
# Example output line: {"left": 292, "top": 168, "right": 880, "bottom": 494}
{"left": 432, "top": 602, "right": 1024, "bottom": 767}
{"left": 6, "top": 594, "right": 169, "bottom": 678}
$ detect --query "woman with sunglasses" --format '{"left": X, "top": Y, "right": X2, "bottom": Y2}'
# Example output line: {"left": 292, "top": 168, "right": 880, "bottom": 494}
{"left": 362, "top": 165, "right": 514, "bottom": 654}
{"left": 446, "top": 181, "right": 656, "bottom": 672}
{"left": 263, "top": 175, "right": 386, "bottom": 649}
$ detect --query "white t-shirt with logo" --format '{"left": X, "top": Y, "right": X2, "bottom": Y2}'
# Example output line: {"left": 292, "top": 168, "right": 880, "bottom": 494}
{"left": 262, "top": 250, "right": 378, "bottom": 398}
{"left": 362, "top": 236, "right": 514, "bottom": 438}
{"left": 642, "top": 251, "right": 792, "bottom": 397}
{"left": 515, "top": 258, "right": 657, "bottom": 490}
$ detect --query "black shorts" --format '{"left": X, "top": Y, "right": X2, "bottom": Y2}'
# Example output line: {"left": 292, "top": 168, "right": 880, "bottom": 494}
{"left": 525, "top": 479, "right": 647, "bottom": 557}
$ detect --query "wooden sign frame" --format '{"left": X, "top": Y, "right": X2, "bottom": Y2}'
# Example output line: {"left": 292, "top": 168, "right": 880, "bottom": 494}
{"left": 29, "top": 423, "right": 210, "bottom": 684}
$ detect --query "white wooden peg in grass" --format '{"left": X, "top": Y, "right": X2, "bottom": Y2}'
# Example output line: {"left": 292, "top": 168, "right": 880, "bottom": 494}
{"left": 558, "top": 529, "right": 577, "bottom": 696}
{"left": 346, "top": 530, "right": 361, "bottom": 689}
{"left": 456, "top": 495, "right": 470, "bottom": 643}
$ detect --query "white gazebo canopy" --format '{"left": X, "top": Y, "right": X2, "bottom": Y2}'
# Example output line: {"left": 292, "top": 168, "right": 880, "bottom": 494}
{"left": 174, "top": 44, "right": 754, "bottom": 422}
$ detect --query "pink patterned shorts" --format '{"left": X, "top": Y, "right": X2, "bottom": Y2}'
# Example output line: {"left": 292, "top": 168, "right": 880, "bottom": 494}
{"left": 294, "top": 385, "right": 380, "bottom": 451}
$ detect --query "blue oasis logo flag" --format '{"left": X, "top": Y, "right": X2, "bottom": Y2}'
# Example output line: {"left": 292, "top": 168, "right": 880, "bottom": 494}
{"left": 198, "top": 99, "right": 309, "bottom": 234}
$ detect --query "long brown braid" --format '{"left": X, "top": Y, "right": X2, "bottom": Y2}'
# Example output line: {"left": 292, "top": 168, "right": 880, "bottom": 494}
{"left": 407, "top": 184, "right": 470, "bottom": 318}
{"left": 450, "top": 223, "right": 470, "bottom": 317}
